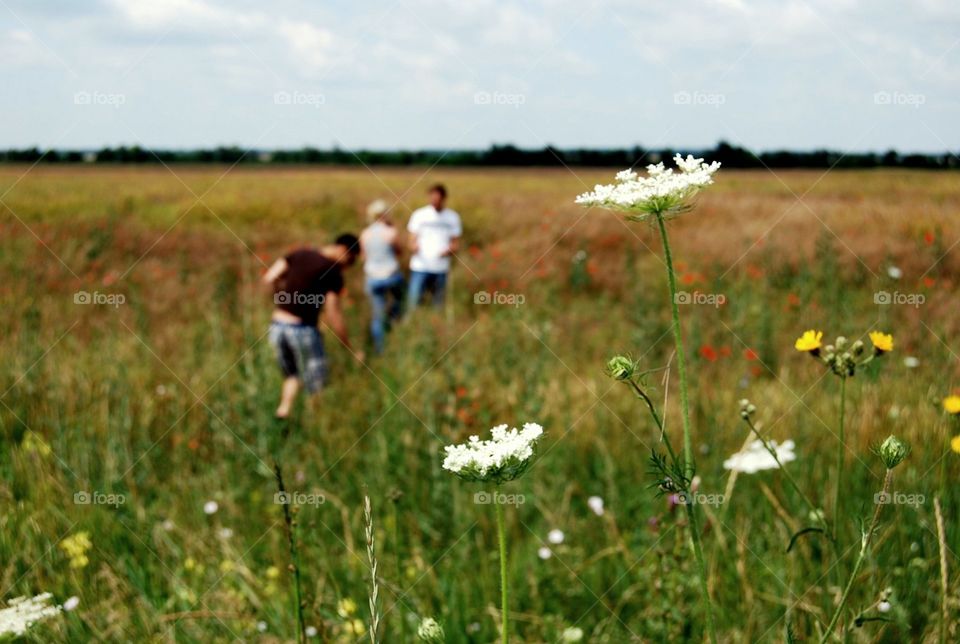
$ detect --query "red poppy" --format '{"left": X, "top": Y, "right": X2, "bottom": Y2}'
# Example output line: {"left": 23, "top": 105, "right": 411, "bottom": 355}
{"left": 924, "top": 231, "right": 935, "bottom": 245}
{"left": 744, "top": 348, "right": 759, "bottom": 361}
{"left": 699, "top": 345, "right": 718, "bottom": 361}
{"left": 923, "top": 277, "right": 935, "bottom": 288}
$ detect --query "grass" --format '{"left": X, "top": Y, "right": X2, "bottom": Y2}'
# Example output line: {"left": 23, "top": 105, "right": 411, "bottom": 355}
{"left": 1, "top": 164, "right": 959, "bottom": 641}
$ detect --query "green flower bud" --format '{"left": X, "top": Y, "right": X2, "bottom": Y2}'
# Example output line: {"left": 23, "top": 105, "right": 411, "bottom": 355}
{"left": 878, "top": 435, "right": 908, "bottom": 469}
{"left": 606, "top": 355, "right": 636, "bottom": 381}
{"left": 417, "top": 617, "right": 445, "bottom": 643}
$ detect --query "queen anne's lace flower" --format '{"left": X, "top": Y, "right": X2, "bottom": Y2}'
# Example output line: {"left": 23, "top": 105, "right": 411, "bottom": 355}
{"left": 723, "top": 439, "right": 796, "bottom": 474}
{"left": 576, "top": 154, "right": 721, "bottom": 219}
{"left": 0, "top": 593, "right": 62, "bottom": 637}
{"left": 442, "top": 423, "right": 543, "bottom": 483}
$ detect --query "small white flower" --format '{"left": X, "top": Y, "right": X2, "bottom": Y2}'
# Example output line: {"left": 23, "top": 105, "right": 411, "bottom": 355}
{"left": 537, "top": 546, "right": 552, "bottom": 560}
{"left": 587, "top": 496, "right": 605, "bottom": 516}
{"left": 203, "top": 501, "right": 219, "bottom": 515}
{"left": 442, "top": 423, "right": 544, "bottom": 483}
{"left": 561, "top": 626, "right": 585, "bottom": 642}
{"left": 256, "top": 620, "right": 268, "bottom": 632}
{"left": 903, "top": 356, "right": 919, "bottom": 368}
{"left": 218, "top": 528, "right": 233, "bottom": 539}
{"left": 877, "top": 600, "right": 891, "bottom": 613}
{"left": 61, "top": 596, "right": 80, "bottom": 612}
{"left": 887, "top": 266, "right": 903, "bottom": 280}
{"left": 305, "top": 625, "right": 318, "bottom": 637}
{"left": 0, "top": 593, "right": 62, "bottom": 637}
{"left": 723, "top": 440, "right": 796, "bottom": 474}
{"left": 547, "top": 529, "right": 565, "bottom": 545}
{"left": 155, "top": 384, "right": 167, "bottom": 396}
{"left": 161, "top": 519, "right": 175, "bottom": 531}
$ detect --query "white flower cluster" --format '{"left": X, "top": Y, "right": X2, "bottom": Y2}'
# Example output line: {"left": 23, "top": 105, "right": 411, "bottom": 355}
{"left": 723, "top": 439, "right": 796, "bottom": 474}
{"left": 442, "top": 423, "right": 543, "bottom": 483}
{"left": 575, "top": 154, "right": 721, "bottom": 219}
{"left": 0, "top": 593, "right": 62, "bottom": 637}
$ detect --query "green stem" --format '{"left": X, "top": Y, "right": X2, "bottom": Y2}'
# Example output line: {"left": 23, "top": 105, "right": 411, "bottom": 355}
{"left": 495, "top": 488, "right": 509, "bottom": 644}
{"left": 275, "top": 461, "right": 307, "bottom": 644}
{"left": 655, "top": 212, "right": 717, "bottom": 644}
{"left": 833, "top": 377, "right": 847, "bottom": 540}
{"left": 821, "top": 470, "right": 892, "bottom": 642}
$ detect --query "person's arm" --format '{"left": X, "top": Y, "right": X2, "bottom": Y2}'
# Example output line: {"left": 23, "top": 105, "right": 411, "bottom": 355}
{"left": 323, "top": 291, "right": 364, "bottom": 362}
{"left": 407, "top": 212, "right": 420, "bottom": 253}
{"left": 261, "top": 258, "right": 288, "bottom": 286}
{"left": 387, "top": 226, "right": 403, "bottom": 256}
{"left": 443, "top": 213, "right": 462, "bottom": 257}
{"left": 445, "top": 236, "right": 460, "bottom": 256}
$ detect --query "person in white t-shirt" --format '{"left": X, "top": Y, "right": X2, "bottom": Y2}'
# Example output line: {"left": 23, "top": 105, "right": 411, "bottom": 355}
{"left": 406, "top": 183, "right": 462, "bottom": 309}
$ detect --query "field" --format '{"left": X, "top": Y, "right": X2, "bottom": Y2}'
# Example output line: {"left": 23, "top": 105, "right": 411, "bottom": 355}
{"left": 2, "top": 164, "right": 960, "bottom": 642}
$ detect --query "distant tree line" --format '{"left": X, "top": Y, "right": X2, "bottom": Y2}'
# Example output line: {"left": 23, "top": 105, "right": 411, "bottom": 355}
{"left": 1, "top": 141, "right": 956, "bottom": 169}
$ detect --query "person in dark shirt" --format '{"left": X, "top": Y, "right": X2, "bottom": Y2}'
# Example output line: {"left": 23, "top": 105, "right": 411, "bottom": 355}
{"left": 262, "top": 233, "right": 363, "bottom": 418}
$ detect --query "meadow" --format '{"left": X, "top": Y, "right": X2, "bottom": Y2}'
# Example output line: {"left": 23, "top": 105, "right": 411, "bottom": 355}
{"left": 1, "top": 164, "right": 959, "bottom": 642}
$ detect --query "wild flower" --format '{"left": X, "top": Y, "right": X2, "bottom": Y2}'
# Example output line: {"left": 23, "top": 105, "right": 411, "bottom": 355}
{"left": 575, "top": 154, "right": 721, "bottom": 220}
{"left": 305, "top": 625, "right": 318, "bottom": 637}
{"left": 886, "top": 265, "right": 903, "bottom": 279}
{"left": 903, "top": 356, "right": 919, "bottom": 368}
{"left": 337, "top": 598, "right": 357, "bottom": 617}
{"left": 537, "top": 547, "right": 552, "bottom": 560}
{"left": 547, "top": 529, "right": 564, "bottom": 544}
{"left": 20, "top": 431, "right": 52, "bottom": 457}
{"left": 62, "top": 596, "right": 80, "bottom": 612}
{"left": 723, "top": 440, "right": 796, "bottom": 474}
{"left": 442, "top": 423, "right": 543, "bottom": 484}
{"left": 416, "top": 617, "right": 444, "bottom": 643}
{"left": 951, "top": 436, "right": 960, "bottom": 454}
{"left": 0, "top": 593, "right": 62, "bottom": 637}
{"left": 203, "top": 500, "right": 219, "bottom": 515}
{"left": 59, "top": 531, "right": 92, "bottom": 569}
{"left": 794, "top": 330, "right": 823, "bottom": 354}
{"left": 869, "top": 331, "right": 894, "bottom": 354}
{"left": 943, "top": 395, "right": 960, "bottom": 415}
{"left": 877, "top": 435, "right": 908, "bottom": 469}
{"left": 587, "top": 496, "right": 604, "bottom": 516}
{"left": 561, "top": 626, "right": 585, "bottom": 642}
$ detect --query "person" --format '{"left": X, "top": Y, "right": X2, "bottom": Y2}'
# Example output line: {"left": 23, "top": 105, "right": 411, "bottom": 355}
{"left": 262, "top": 233, "right": 363, "bottom": 419}
{"left": 406, "top": 183, "right": 462, "bottom": 309}
{"left": 360, "top": 199, "right": 405, "bottom": 354}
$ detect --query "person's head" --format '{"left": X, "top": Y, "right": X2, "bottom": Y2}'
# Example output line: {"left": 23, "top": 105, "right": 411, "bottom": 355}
{"left": 428, "top": 183, "right": 447, "bottom": 210}
{"left": 330, "top": 233, "right": 360, "bottom": 267}
{"left": 366, "top": 199, "right": 391, "bottom": 224}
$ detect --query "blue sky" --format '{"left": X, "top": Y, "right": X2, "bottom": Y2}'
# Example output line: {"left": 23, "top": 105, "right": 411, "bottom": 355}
{"left": 1, "top": 0, "right": 957, "bottom": 152}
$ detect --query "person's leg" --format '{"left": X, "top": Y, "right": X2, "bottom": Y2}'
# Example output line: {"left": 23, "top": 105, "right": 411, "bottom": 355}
{"left": 367, "top": 278, "right": 388, "bottom": 354}
{"left": 276, "top": 376, "right": 300, "bottom": 418}
{"left": 296, "top": 327, "right": 327, "bottom": 395}
{"left": 387, "top": 273, "right": 405, "bottom": 322}
{"left": 407, "top": 270, "right": 427, "bottom": 310}
{"left": 270, "top": 323, "right": 302, "bottom": 418}
{"left": 431, "top": 272, "right": 448, "bottom": 308}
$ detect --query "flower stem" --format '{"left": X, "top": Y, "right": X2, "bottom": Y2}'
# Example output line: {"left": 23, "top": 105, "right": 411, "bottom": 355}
{"left": 494, "top": 489, "right": 509, "bottom": 644}
{"left": 275, "top": 461, "right": 307, "bottom": 644}
{"left": 833, "top": 377, "right": 847, "bottom": 540}
{"left": 820, "top": 469, "right": 893, "bottom": 642}
{"left": 655, "top": 212, "right": 717, "bottom": 644}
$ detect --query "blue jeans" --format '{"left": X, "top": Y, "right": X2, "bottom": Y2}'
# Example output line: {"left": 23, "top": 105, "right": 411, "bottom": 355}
{"left": 365, "top": 272, "right": 405, "bottom": 353}
{"left": 407, "top": 271, "right": 447, "bottom": 310}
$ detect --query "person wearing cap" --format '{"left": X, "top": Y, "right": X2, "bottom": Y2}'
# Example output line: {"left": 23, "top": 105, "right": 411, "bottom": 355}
{"left": 360, "top": 199, "right": 405, "bottom": 353}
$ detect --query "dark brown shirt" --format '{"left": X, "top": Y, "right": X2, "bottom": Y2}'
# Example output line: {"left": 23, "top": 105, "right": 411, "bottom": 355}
{"left": 274, "top": 249, "right": 344, "bottom": 327}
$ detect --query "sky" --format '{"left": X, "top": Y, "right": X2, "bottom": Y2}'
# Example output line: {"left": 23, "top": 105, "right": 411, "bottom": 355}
{"left": 0, "top": 0, "right": 957, "bottom": 153}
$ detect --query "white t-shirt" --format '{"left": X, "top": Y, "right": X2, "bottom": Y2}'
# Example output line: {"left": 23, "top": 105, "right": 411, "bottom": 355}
{"left": 407, "top": 206, "right": 462, "bottom": 273}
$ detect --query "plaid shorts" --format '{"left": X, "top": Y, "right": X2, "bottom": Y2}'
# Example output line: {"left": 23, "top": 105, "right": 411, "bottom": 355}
{"left": 268, "top": 321, "right": 327, "bottom": 393}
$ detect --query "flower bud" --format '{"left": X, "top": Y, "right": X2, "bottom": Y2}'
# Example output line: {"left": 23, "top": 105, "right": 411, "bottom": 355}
{"left": 878, "top": 435, "right": 908, "bottom": 469}
{"left": 606, "top": 355, "right": 636, "bottom": 381}
{"left": 417, "top": 617, "right": 445, "bottom": 643}
{"left": 835, "top": 336, "right": 847, "bottom": 350}
{"left": 852, "top": 340, "right": 865, "bottom": 356}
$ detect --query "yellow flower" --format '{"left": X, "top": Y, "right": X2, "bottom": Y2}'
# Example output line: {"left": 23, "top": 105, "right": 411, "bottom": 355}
{"left": 794, "top": 330, "right": 823, "bottom": 353}
{"left": 266, "top": 565, "right": 280, "bottom": 580}
{"left": 337, "top": 598, "right": 357, "bottom": 617}
{"left": 219, "top": 560, "right": 236, "bottom": 574}
{"left": 944, "top": 395, "right": 960, "bottom": 415}
{"left": 951, "top": 435, "right": 960, "bottom": 454}
{"left": 345, "top": 619, "right": 366, "bottom": 635}
{"left": 869, "top": 331, "right": 894, "bottom": 353}
{"left": 21, "top": 431, "right": 52, "bottom": 456}
{"left": 60, "top": 532, "right": 92, "bottom": 569}
{"left": 183, "top": 557, "right": 196, "bottom": 571}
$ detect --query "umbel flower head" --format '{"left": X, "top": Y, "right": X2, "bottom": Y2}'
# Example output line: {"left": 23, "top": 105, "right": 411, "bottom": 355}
{"left": 575, "top": 154, "right": 720, "bottom": 220}
{"left": 605, "top": 355, "right": 637, "bottom": 381}
{"left": 877, "top": 435, "right": 909, "bottom": 469}
{"left": 442, "top": 423, "right": 544, "bottom": 484}
{"left": 0, "top": 593, "right": 62, "bottom": 637}
{"left": 723, "top": 439, "right": 796, "bottom": 474}
{"left": 417, "top": 616, "right": 445, "bottom": 643}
